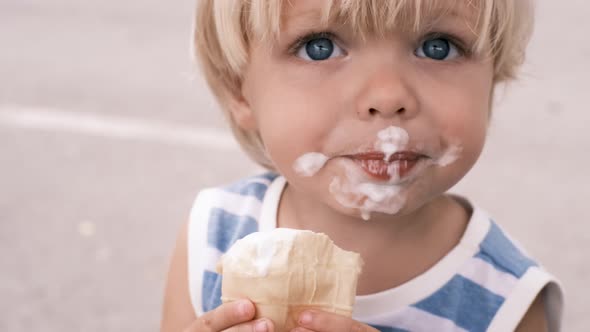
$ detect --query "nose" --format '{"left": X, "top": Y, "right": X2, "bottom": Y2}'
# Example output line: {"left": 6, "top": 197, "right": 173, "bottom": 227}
{"left": 355, "top": 65, "right": 419, "bottom": 121}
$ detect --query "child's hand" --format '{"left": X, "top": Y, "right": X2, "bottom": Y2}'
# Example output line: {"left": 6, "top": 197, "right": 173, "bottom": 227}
{"left": 292, "top": 310, "right": 380, "bottom": 332}
{"left": 183, "top": 299, "right": 274, "bottom": 332}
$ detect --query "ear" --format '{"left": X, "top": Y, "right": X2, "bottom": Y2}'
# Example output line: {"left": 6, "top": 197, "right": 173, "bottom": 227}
{"left": 227, "top": 92, "right": 258, "bottom": 131}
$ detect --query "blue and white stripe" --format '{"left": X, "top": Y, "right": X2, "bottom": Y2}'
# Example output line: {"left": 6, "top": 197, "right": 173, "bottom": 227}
{"left": 193, "top": 173, "right": 279, "bottom": 313}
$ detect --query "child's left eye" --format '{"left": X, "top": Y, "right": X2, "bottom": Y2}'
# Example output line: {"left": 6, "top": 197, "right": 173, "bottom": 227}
{"left": 415, "top": 37, "right": 461, "bottom": 61}
{"left": 295, "top": 35, "right": 345, "bottom": 61}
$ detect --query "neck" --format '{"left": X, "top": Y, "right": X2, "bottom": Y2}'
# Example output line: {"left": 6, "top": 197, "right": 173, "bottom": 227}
{"left": 278, "top": 182, "right": 471, "bottom": 294}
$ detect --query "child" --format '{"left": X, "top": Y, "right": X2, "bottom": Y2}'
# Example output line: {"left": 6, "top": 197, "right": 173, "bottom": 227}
{"left": 161, "top": 0, "right": 563, "bottom": 331}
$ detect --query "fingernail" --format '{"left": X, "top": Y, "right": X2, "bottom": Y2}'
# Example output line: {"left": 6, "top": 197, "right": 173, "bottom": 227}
{"left": 238, "top": 301, "right": 251, "bottom": 316}
{"left": 255, "top": 319, "right": 268, "bottom": 332}
{"left": 299, "top": 311, "right": 313, "bottom": 325}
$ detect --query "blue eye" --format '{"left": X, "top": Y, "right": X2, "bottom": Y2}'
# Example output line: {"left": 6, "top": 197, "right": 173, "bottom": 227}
{"left": 415, "top": 37, "right": 460, "bottom": 61}
{"left": 296, "top": 37, "right": 344, "bottom": 61}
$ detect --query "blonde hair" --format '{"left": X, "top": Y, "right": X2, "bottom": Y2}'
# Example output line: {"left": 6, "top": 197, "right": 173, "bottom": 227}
{"left": 194, "top": 0, "right": 534, "bottom": 169}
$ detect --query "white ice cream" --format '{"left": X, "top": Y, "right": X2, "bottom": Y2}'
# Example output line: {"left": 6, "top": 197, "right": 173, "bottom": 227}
{"left": 223, "top": 228, "right": 299, "bottom": 277}
{"left": 436, "top": 144, "right": 462, "bottom": 166}
{"left": 329, "top": 160, "right": 406, "bottom": 220}
{"left": 375, "top": 126, "right": 410, "bottom": 161}
{"left": 327, "top": 126, "right": 410, "bottom": 220}
{"left": 293, "top": 152, "right": 329, "bottom": 177}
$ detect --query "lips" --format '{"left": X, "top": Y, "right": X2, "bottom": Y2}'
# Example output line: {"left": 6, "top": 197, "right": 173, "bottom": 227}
{"left": 349, "top": 151, "right": 425, "bottom": 180}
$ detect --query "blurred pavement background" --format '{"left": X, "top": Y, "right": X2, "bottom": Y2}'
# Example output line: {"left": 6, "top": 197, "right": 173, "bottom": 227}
{"left": 1, "top": 0, "right": 588, "bottom": 331}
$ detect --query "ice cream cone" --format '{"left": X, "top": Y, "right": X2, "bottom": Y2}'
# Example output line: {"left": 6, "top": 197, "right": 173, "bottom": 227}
{"left": 217, "top": 229, "right": 363, "bottom": 332}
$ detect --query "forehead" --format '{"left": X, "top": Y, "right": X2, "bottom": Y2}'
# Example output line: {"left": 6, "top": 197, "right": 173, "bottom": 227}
{"left": 279, "top": 0, "right": 479, "bottom": 35}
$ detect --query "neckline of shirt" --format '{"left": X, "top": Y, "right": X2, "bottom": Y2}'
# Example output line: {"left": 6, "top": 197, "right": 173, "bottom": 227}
{"left": 258, "top": 175, "right": 491, "bottom": 319}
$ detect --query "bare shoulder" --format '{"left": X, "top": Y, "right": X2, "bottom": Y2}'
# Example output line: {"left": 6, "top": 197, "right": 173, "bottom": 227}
{"left": 515, "top": 291, "right": 548, "bottom": 332}
{"left": 160, "top": 221, "right": 197, "bottom": 332}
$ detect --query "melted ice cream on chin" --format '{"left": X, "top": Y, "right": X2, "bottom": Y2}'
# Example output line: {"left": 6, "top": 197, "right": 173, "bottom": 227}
{"left": 329, "top": 143, "right": 463, "bottom": 221}
{"left": 329, "top": 160, "right": 407, "bottom": 220}
{"left": 291, "top": 126, "right": 410, "bottom": 220}
{"left": 329, "top": 126, "right": 410, "bottom": 220}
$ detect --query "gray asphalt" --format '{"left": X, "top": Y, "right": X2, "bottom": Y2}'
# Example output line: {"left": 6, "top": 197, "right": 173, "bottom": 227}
{"left": 1, "top": 1, "right": 588, "bottom": 331}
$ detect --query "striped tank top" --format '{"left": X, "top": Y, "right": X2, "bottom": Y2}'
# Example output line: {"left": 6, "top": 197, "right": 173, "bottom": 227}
{"left": 187, "top": 172, "right": 563, "bottom": 332}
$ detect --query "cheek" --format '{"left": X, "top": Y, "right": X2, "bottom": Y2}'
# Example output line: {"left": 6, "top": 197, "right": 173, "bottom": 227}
{"left": 252, "top": 96, "right": 332, "bottom": 175}
{"left": 438, "top": 69, "right": 492, "bottom": 139}
{"left": 434, "top": 82, "right": 491, "bottom": 168}
{"left": 252, "top": 79, "right": 341, "bottom": 151}
{"left": 446, "top": 109, "right": 489, "bottom": 181}
{"left": 448, "top": 105, "right": 488, "bottom": 155}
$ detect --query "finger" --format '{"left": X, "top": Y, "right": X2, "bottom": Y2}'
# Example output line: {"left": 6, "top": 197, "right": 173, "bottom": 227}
{"left": 226, "top": 318, "right": 274, "bottom": 332}
{"left": 296, "top": 310, "right": 380, "bottom": 332}
{"left": 184, "top": 300, "right": 256, "bottom": 332}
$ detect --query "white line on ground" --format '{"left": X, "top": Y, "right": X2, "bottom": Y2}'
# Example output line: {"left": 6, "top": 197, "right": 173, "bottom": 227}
{"left": 0, "top": 104, "right": 239, "bottom": 150}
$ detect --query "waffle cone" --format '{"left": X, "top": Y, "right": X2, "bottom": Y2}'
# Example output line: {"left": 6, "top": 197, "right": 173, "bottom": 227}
{"left": 217, "top": 229, "right": 363, "bottom": 332}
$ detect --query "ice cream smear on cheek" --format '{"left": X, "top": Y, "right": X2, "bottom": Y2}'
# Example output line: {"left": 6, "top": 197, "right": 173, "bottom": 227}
{"left": 436, "top": 144, "right": 462, "bottom": 166}
{"left": 293, "top": 152, "right": 329, "bottom": 177}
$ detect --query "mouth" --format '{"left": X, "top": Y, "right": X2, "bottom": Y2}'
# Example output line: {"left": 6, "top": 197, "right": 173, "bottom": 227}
{"left": 347, "top": 151, "right": 427, "bottom": 181}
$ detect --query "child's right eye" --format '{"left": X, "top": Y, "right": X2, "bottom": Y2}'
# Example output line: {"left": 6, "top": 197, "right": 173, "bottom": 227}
{"left": 294, "top": 33, "right": 345, "bottom": 61}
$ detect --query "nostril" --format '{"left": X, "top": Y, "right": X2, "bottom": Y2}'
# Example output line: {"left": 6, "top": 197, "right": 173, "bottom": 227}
{"left": 367, "top": 107, "right": 406, "bottom": 116}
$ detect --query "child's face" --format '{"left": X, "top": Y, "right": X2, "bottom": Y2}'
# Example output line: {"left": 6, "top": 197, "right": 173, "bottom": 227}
{"left": 234, "top": 0, "right": 494, "bottom": 219}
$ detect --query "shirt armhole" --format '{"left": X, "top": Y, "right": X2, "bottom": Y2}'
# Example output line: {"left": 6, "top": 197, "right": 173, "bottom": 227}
{"left": 487, "top": 266, "right": 564, "bottom": 332}
{"left": 187, "top": 189, "right": 214, "bottom": 317}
